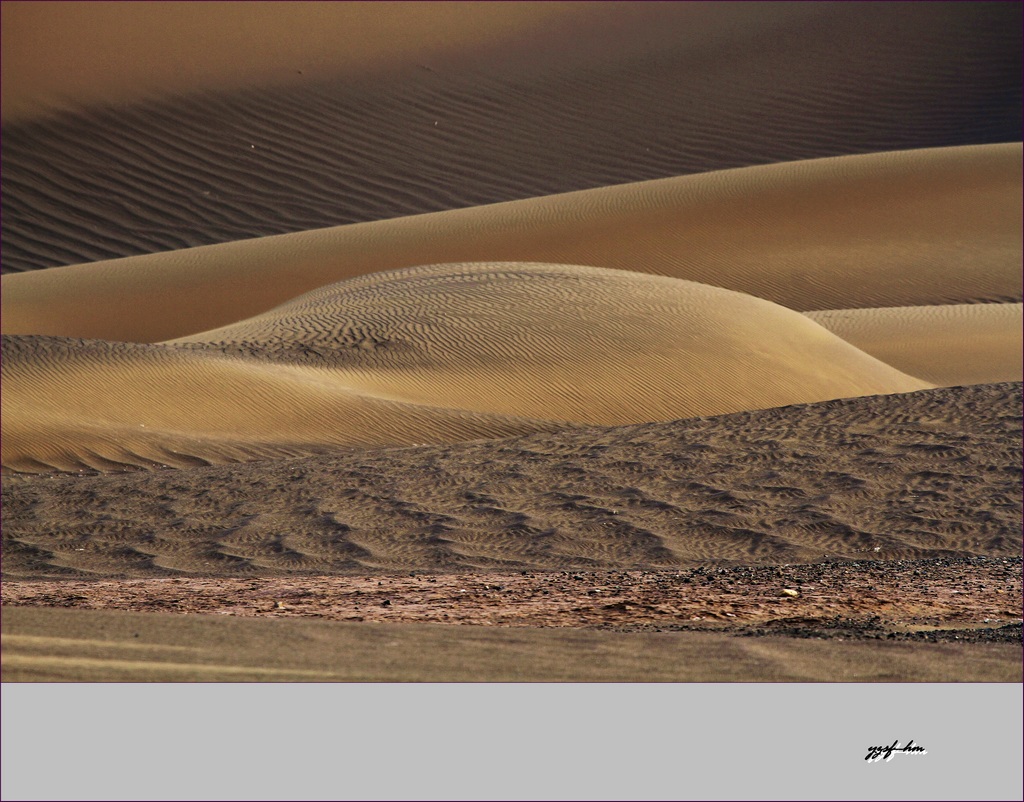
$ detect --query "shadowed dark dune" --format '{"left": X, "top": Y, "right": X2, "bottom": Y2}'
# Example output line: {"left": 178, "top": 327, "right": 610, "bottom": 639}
{"left": 2, "top": 1, "right": 1020, "bottom": 273}
{"left": 3, "top": 383, "right": 1019, "bottom": 579}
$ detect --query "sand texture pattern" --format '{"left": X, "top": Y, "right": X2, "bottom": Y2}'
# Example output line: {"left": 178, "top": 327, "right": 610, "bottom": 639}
{"left": 3, "top": 384, "right": 1019, "bottom": 578}
{"left": 3, "top": 144, "right": 1021, "bottom": 343}
{"left": 2, "top": 2, "right": 1021, "bottom": 684}
{"left": 2, "top": 3, "right": 1020, "bottom": 273}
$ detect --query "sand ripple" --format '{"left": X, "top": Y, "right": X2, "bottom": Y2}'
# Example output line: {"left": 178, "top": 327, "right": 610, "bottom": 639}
{"left": 3, "top": 383, "right": 1018, "bottom": 577}
{"left": 3, "top": 144, "right": 1020, "bottom": 343}
{"left": 3, "top": 3, "right": 1019, "bottom": 273}
{"left": 2, "top": 263, "right": 929, "bottom": 473}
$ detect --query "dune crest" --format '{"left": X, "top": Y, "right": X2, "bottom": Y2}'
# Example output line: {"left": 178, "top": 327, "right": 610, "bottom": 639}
{"left": 2, "top": 144, "right": 1020, "bottom": 343}
{"left": 806, "top": 303, "right": 1023, "bottom": 387}
{"left": 2, "top": 263, "right": 929, "bottom": 474}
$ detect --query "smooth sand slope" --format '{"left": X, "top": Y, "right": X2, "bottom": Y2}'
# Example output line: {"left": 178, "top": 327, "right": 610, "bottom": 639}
{"left": 4, "top": 605, "right": 1019, "bottom": 683}
{"left": 0, "top": 334, "right": 566, "bottom": 474}
{"left": 1, "top": 263, "right": 929, "bottom": 474}
{"left": 806, "top": 303, "right": 1024, "bottom": 386}
{"left": 2, "top": 144, "right": 1021, "bottom": 343}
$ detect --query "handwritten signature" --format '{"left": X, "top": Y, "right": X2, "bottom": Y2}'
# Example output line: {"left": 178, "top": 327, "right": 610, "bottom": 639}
{"left": 865, "top": 740, "right": 927, "bottom": 762}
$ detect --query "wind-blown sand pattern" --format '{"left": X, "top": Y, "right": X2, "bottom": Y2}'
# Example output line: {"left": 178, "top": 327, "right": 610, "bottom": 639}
{"left": 1, "top": 2, "right": 1021, "bottom": 683}
{"left": 2, "top": 3, "right": 1020, "bottom": 273}
{"left": 3, "top": 262, "right": 930, "bottom": 473}
{"left": 3, "top": 144, "right": 1021, "bottom": 343}
{"left": 3, "top": 382, "right": 1019, "bottom": 577}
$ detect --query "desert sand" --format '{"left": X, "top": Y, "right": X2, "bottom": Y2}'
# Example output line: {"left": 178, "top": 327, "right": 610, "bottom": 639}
{"left": 4, "top": 144, "right": 1021, "bottom": 342}
{"left": 1, "top": 1, "right": 1021, "bottom": 686}
{"left": 3, "top": 262, "right": 935, "bottom": 473}
{"left": 805, "top": 303, "right": 1024, "bottom": 386}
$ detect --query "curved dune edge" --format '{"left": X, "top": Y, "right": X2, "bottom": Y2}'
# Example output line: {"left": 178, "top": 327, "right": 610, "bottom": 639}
{"left": 0, "top": 264, "right": 930, "bottom": 474}
{"left": 805, "top": 303, "right": 1024, "bottom": 386}
{"left": 0, "top": 336, "right": 569, "bottom": 475}
{"left": 2, "top": 143, "right": 1021, "bottom": 343}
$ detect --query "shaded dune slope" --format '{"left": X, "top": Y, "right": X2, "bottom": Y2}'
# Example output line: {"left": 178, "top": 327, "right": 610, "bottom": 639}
{"left": 2, "top": 2, "right": 1019, "bottom": 274}
{"left": 3, "top": 383, "right": 1018, "bottom": 578}
{"left": 3, "top": 144, "right": 1020, "bottom": 343}
{"left": 1, "top": 263, "right": 929, "bottom": 474}
{"left": 806, "top": 303, "right": 1023, "bottom": 387}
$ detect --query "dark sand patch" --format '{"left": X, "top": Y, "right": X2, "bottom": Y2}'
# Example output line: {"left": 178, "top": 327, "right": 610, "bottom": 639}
{"left": 4, "top": 384, "right": 1019, "bottom": 578}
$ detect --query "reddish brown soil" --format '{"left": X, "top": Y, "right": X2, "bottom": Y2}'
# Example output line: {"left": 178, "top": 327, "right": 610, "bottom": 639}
{"left": 4, "top": 556, "right": 1020, "bottom": 643}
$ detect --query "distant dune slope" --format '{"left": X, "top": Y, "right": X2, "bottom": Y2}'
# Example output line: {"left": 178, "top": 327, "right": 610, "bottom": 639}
{"left": 0, "top": 263, "right": 930, "bottom": 474}
{"left": 806, "top": 303, "right": 1023, "bottom": 387}
{"left": 3, "top": 144, "right": 1020, "bottom": 343}
{"left": 2, "top": 2, "right": 1019, "bottom": 273}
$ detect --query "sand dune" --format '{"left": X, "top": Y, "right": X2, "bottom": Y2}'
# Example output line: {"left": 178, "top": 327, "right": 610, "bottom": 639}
{"left": 3, "top": 3, "right": 838, "bottom": 124}
{"left": 1, "top": 3, "right": 1020, "bottom": 692}
{"left": 3, "top": 3, "right": 1019, "bottom": 273}
{"left": 0, "top": 1, "right": 588, "bottom": 122}
{"left": 3, "top": 383, "right": 1018, "bottom": 578}
{"left": 3, "top": 144, "right": 1020, "bottom": 343}
{"left": 170, "top": 263, "right": 931, "bottom": 417}
{"left": 1, "top": 263, "right": 930, "bottom": 474}
{"left": 0, "top": 335, "right": 565, "bottom": 474}
{"left": 806, "top": 303, "right": 1023, "bottom": 387}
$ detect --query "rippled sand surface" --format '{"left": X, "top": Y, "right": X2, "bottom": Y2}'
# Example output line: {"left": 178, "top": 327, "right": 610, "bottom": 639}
{"left": 1, "top": 2, "right": 1020, "bottom": 689}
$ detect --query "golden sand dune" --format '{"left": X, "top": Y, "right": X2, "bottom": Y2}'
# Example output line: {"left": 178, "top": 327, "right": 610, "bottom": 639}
{"left": 0, "top": 335, "right": 565, "bottom": 474}
{"left": 1, "top": 263, "right": 929, "bottom": 474}
{"left": 3, "top": 144, "right": 1020, "bottom": 343}
{"left": 1, "top": 3, "right": 1021, "bottom": 697}
{"left": 806, "top": 303, "right": 1024, "bottom": 387}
